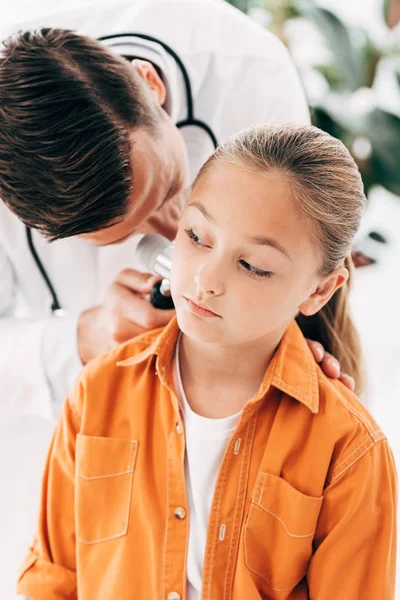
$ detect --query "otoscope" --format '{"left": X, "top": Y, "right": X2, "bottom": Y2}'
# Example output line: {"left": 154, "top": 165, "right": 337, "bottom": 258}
{"left": 136, "top": 234, "right": 175, "bottom": 310}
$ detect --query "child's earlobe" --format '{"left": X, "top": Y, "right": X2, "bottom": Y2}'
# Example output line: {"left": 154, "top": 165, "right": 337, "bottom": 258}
{"left": 298, "top": 296, "right": 320, "bottom": 317}
{"left": 298, "top": 266, "right": 349, "bottom": 317}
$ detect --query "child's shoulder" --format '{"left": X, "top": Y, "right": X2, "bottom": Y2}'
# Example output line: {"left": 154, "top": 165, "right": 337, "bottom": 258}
{"left": 316, "top": 368, "right": 382, "bottom": 437}
{"left": 315, "top": 368, "right": 387, "bottom": 483}
{"left": 67, "top": 324, "right": 167, "bottom": 421}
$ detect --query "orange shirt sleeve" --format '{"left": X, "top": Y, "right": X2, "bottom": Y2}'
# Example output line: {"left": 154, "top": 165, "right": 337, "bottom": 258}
{"left": 17, "top": 388, "right": 81, "bottom": 599}
{"left": 308, "top": 438, "right": 397, "bottom": 599}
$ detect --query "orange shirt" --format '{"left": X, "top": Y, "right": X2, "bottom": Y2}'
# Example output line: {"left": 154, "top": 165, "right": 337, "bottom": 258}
{"left": 17, "top": 317, "right": 397, "bottom": 600}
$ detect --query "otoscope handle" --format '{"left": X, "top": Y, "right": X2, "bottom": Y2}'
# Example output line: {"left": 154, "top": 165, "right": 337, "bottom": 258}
{"left": 150, "top": 279, "right": 175, "bottom": 310}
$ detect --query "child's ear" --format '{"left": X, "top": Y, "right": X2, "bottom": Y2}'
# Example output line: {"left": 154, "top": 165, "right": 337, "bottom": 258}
{"left": 131, "top": 59, "right": 166, "bottom": 106}
{"left": 299, "top": 266, "right": 349, "bottom": 317}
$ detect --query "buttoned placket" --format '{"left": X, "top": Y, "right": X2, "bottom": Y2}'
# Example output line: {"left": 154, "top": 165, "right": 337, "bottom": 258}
{"left": 155, "top": 332, "right": 270, "bottom": 600}
{"left": 160, "top": 361, "right": 191, "bottom": 600}
{"left": 201, "top": 403, "right": 261, "bottom": 600}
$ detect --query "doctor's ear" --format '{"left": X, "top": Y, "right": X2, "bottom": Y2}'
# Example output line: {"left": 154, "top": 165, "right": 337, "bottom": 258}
{"left": 298, "top": 266, "right": 349, "bottom": 317}
{"left": 131, "top": 59, "right": 166, "bottom": 106}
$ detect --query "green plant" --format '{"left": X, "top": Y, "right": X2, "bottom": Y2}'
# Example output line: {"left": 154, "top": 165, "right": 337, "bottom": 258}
{"left": 227, "top": 0, "right": 400, "bottom": 198}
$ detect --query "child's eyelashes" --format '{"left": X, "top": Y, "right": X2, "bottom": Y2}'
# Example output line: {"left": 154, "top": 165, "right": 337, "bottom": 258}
{"left": 239, "top": 260, "right": 272, "bottom": 279}
{"left": 183, "top": 228, "right": 273, "bottom": 280}
{"left": 185, "top": 227, "right": 204, "bottom": 247}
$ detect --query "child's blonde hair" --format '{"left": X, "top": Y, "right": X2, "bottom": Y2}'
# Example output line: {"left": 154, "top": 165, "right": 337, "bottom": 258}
{"left": 196, "top": 123, "right": 367, "bottom": 393}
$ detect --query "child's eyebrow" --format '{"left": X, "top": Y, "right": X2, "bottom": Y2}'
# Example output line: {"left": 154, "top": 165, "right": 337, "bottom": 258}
{"left": 187, "top": 201, "right": 215, "bottom": 223}
{"left": 247, "top": 234, "right": 292, "bottom": 260}
{"left": 186, "top": 201, "right": 292, "bottom": 261}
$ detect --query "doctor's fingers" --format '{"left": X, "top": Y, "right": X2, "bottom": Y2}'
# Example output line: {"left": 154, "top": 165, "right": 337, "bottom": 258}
{"left": 116, "top": 268, "right": 160, "bottom": 294}
{"left": 112, "top": 315, "right": 148, "bottom": 344}
{"left": 110, "top": 282, "right": 175, "bottom": 332}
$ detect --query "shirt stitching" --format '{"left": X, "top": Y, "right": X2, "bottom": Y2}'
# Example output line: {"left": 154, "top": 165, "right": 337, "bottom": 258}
{"left": 223, "top": 410, "right": 259, "bottom": 599}
{"left": 244, "top": 502, "right": 303, "bottom": 592}
{"left": 78, "top": 468, "right": 134, "bottom": 481}
{"left": 223, "top": 428, "right": 247, "bottom": 598}
{"left": 321, "top": 378, "right": 376, "bottom": 432}
{"left": 272, "top": 378, "right": 314, "bottom": 404}
{"left": 328, "top": 437, "right": 386, "bottom": 485}
{"left": 76, "top": 441, "right": 137, "bottom": 544}
{"left": 254, "top": 503, "right": 315, "bottom": 538}
{"left": 306, "top": 348, "right": 314, "bottom": 411}
{"left": 161, "top": 429, "right": 174, "bottom": 599}
{"left": 331, "top": 430, "right": 383, "bottom": 473}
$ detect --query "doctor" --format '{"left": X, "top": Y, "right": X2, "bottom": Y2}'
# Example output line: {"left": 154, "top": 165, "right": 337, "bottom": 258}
{"left": 0, "top": 0, "right": 351, "bottom": 418}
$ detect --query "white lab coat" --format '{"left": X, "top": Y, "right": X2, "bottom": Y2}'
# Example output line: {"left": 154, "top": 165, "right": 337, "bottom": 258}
{"left": 0, "top": 0, "right": 310, "bottom": 418}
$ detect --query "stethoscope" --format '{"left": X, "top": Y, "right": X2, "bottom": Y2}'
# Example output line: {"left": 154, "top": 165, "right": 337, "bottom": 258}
{"left": 26, "top": 33, "right": 218, "bottom": 315}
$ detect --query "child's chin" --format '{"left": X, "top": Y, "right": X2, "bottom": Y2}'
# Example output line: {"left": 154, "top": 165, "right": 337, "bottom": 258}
{"left": 176, "top": 311, "right": 222, "bottom": 342}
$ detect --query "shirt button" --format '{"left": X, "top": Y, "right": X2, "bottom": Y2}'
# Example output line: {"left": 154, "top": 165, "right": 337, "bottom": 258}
{"left": 174, "top": 506, "right": 186, "bottom": 520}
{"left": 176, "top": 421, "right": 183, "bottom": 434}
{"left": 167, "top": 593, "right": 181, "bottom": 600}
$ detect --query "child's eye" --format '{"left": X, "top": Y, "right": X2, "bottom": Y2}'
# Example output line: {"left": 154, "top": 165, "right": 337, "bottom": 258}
{"left": 184, "top": 228, "right": 206, "bottom": 247}
{"left": 240, "top": 260, "right": 273, "bottom": 279}
{"left": 184, "top": 229, "right": 272, "bottom": 279}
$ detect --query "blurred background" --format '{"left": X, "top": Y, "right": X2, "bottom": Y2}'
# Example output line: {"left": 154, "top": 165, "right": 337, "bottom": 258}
{"left": 0, "top": 0, "right": 399, "bottom": 597}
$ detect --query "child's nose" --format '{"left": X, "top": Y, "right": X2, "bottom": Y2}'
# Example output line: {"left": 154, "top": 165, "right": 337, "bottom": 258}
{"left": 194, "top": 264, "right": 224, "bottom": 297}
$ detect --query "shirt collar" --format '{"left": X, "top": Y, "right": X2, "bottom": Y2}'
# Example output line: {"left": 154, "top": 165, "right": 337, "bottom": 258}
{"left": 117, "top": 317, "right": 319, "bottom": 414}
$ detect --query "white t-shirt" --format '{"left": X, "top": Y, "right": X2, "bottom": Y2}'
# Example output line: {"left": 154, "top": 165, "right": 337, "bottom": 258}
{"left": 172, "top": 333, "right": 242, "bottom": 600}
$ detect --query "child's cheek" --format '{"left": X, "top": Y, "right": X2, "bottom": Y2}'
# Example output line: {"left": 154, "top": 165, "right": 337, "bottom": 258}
{"left": 170, "top": 243, "right": 186, "bottom": 296}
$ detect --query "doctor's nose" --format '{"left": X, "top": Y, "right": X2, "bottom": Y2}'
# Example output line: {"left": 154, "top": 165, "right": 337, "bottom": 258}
{"left": 194, "top": 266, "right": 224, "bottom": 298}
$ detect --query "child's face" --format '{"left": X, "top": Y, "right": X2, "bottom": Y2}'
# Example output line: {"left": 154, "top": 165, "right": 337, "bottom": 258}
{"left": 170, "top": 162, "right": 346, "bottom": 347}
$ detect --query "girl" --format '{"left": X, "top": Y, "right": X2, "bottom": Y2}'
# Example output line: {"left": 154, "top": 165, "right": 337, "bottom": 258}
{"left": 18, "top": 124, "right": 396, "bottom": 599}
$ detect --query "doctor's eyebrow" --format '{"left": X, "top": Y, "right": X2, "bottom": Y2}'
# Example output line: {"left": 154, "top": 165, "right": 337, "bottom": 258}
{"left": 186, "top": 201, "right": 292, "bottom": 260}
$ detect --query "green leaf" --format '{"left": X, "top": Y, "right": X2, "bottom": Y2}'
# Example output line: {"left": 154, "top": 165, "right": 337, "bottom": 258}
{"left": 225, "top": 0, "right": 248, "bottom": 12}
{"left": 311, "top": 106, "right": 348, "bottom": 141}
{"left": 295, "top": 1, "right": 364, "bottom": 91}
{"left": 312, "top": 93, "right": 366, "bottom": 132}
{"left": 351, "top": 27, "right": 381, "bottom": 88}
{"left": 364, "top": 108, "right": 400, "bottom": 196}
{"left": 383, "top": 0, "right": 391, "bottom": 26}
{"left": 314, "top": 64, "right": 344, "bottom": 90}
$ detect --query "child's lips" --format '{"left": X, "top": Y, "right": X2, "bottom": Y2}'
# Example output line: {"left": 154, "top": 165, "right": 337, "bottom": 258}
{"left": 184, "top": 297, "right": 221, "bottom": 317}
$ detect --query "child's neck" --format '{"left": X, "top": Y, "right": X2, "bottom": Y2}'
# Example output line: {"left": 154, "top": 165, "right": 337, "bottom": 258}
{"left": 178, "top": 330, "right": 284, "bottom": 419}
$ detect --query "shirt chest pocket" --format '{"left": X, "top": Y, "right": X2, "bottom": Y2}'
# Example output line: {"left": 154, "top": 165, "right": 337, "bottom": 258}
{"left": 75, "top": 434, "right": 138, "bottom": 544}
{"left": 244, "top": 472, "right": 323, "bottom": 594}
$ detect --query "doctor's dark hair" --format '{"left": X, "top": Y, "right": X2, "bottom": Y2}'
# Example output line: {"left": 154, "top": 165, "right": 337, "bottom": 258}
{"left": 197, "top": 123, "right": 366, "bottom": 394}
{"left": 0, "top": 28, "right": 159, "bottom": 240}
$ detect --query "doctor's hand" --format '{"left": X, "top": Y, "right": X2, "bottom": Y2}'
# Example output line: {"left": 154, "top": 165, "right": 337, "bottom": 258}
{"left": 77, "top": 269, "right": 176, "bottom": 364}
{"left": 306, "top": 339, "right": 356, "bottom": 392}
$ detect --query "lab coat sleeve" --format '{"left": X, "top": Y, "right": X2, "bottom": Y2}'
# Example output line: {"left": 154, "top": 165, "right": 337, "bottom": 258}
{"left": 307, "top": 438, "right": 397, "bottom": 599}
{"left": 0, "top": 241, "right": 16, "bottom": 317}
{"left": 41, "top": 314, "right": 84, "bottom": 417}
{"left": 0, "top": 243, "right": 82, "bottom": 419}
{"left": 16, "top": 384, "right": 81, "bottom": 599}
{"left": 0, "top": 245, "right": 52, "bottom": 420}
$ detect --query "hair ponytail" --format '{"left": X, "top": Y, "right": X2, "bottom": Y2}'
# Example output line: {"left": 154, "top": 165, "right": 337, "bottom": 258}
{"left": 296, "top": 255, "right": 364, "bottom": 393}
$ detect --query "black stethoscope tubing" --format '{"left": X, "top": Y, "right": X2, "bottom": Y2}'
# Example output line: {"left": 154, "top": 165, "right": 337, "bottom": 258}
{"left": 26, "top": 33, "right": 218, "bottom": 314}
{"left": 98, "top": 33, "right": 219, "bottom": 148}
